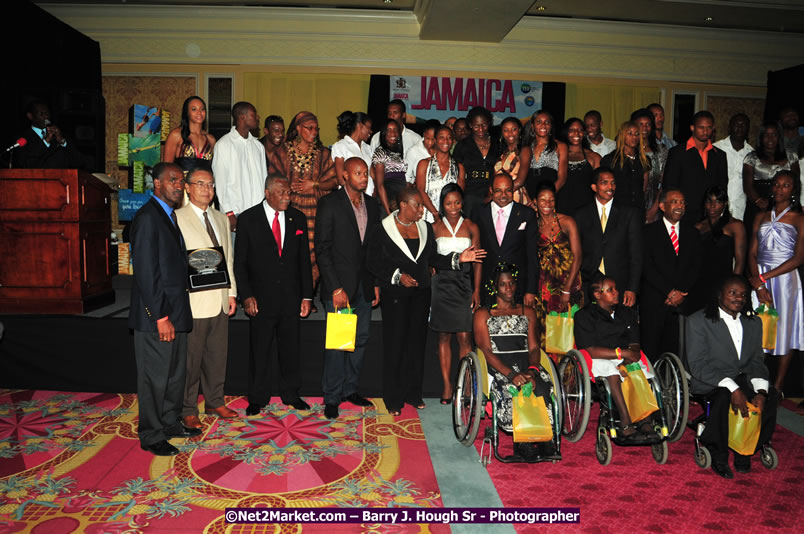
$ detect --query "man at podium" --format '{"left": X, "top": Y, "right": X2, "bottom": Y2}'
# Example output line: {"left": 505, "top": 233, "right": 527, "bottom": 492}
{"left": 15, "top": 100, "right": 92, "bottom": 170}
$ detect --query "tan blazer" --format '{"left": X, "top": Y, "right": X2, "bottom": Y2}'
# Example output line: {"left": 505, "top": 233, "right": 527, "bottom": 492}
{"left": 176, "top": 203, "right": 237, "bottom": 319}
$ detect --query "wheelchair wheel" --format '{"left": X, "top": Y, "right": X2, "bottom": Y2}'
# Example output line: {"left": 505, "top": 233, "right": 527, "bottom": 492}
{"left": 544, "top": 353, "right": 564, "bottom": 437}
{"left": 695, "top": 444, "right": 712, "bottom": 469}
{"left": 595, "top": 427, "right": 612, "bottom": 466}
{"left": 651, "top": 440, "right": 668, "bottom": 464}
{"left": 654, "top": 352, "right": 689, "bottom": 442}
{"left": 558, "top": 350, "right": 591, "bottom": 443}
{"left": 760, "top": 445, "right": 779, "bottom": 470}
{"left": 453, "top": 351, "right": 484, "bottom": 446}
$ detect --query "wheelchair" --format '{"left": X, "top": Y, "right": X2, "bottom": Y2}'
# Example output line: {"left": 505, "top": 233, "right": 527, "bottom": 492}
{"left": 452, "top": 348, "right": 563, "bottom": 466}
{"left": 558, "top": 349, "right": 689, "bottom": 465}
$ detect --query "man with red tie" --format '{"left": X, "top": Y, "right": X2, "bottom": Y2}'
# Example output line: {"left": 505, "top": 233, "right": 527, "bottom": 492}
{"left": 640, "top": 189, "right": 703, "bottom": 362}
{"left": 234, "top": 175, "right": 313, "bottom": 416}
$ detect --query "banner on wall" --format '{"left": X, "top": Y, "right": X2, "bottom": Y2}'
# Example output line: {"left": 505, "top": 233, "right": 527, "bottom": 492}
{"left": 390, "top": 76, "right": 543, "bottom": 125}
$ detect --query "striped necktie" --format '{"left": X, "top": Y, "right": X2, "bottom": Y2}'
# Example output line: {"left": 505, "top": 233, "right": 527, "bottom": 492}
{"left": 670, "top": 225, "right": 679, "bottom": 255}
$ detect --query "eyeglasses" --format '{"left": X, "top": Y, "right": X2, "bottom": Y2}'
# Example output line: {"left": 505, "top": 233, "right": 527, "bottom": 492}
{"left": 188, "top": 181, "right": 215, "bottom": 190}
{"left": 301, "top": 125, "right": 320, "bottom": 132}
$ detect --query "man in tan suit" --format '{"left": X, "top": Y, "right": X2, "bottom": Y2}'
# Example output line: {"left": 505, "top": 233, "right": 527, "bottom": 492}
{"left": 176, "top": 168, "right": 238, "bottom": 428}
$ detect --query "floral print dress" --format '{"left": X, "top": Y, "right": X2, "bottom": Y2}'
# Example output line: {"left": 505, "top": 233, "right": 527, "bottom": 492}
{"left": 535, "top": 228, "right": 583, "bottom": 349}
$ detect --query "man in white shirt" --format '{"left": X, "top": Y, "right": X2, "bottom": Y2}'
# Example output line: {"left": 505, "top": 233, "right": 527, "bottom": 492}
{"left": 648, "top": 103, "right": 677, "bottom": 151}
{"left": 404, "top": 121, "right": 438, "bottom": 183}
{"left": 211, "top": 102, "right": 267, "bottom": 232}
{"left": 584, "top": 110, "right": 616, "bottom": 157}
{"left": 370, "top": 99, "right": 422, "bottom": 155}
{"left": 175, "top": 169, "right": 238, "bottom": 429}
{"left": 685, "top": 275, "right": 778, "bottom": 479}
{"left": 713, "top": 114, "right": 753, "bottom": 220}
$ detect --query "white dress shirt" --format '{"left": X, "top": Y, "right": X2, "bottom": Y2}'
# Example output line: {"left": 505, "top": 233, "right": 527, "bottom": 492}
{"left": 662, "top": 217, "right": 680, "bottom": 240}
{"left": 588, "top": 135, "right": 616, "bottom": 157}
{"left": 370, "top": 125, "right": 422, "bottom": 156}
{"left": 713, "top": 136, "right": 754, "bottom": 220}
{"left": 188, "top": 201, "right": 221, "bottom": 245}
{"left": 262, "top": 200, "right": 285, "bottom": 248}
{"left": 491, "top": 201, "right": 514, "bottom": 231}
{"left": 331, "top": 135, "right": 375, "bottom": 195}
{"left": 404, "top": 140, "right": 432, "bottom": 184}
{"left": 716, "top": 308, "right": 770, "bottom": 393}
{"left": 211, "top": 126, "right": 267, "bottom": 217}
{"left": 595, "top": 197, "right": 612, "bottom": 221}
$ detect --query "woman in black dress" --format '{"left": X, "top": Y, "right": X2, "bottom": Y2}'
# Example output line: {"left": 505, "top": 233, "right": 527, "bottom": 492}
{"left": 452, "top": 106, "right": 499, "bottom": 219}
{"left": 601, "top": 121, "right": 649, "bottom": 221}
{"left": 557, "top": 117, "right": 600, "bottom": 216}
{"left": 366, "top": 186, "right": 485, "bottom": 416}
{"left": 163, "top": 96, "right": 216, "bottom": 174}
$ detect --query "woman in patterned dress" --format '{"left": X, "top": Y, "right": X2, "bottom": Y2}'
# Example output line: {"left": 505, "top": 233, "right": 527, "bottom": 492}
{"left": 271, "top": 111, "right": 338, "bottom": 287}
{"left": 495, "top": 116, "right": 531, "bottom": 205}
{"left": 532, "top": 180, "right": 584, "bottom": 349}
{"left": 416, "top": 126, "right": 465, "bottom": 223}
{"left": 373, "top": 119, "right": 409, "bottom": 215}
{"left": 163, "top": 95, "right": 216, "bottom": 174}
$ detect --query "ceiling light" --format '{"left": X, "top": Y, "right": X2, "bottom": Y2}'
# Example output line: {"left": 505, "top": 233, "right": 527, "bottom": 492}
{"left": 384, "top": 0, "right": 392, "bottom": 4}
{"left": 536, "top": 5, "right": 546, "bottom": 10}
{"left": 705, "top": 16, "right": 713, "bottom": 21}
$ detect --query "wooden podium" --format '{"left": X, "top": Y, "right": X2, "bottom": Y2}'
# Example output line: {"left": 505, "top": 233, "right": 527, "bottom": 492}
{"left": 0, "top": 169, "right": 114, "bottom": 314}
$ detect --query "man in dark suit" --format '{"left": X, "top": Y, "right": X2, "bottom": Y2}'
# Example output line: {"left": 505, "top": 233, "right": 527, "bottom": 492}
{"left": 474, "top": 174, "right": 539, "bottom": 307}
{"left": 235, "top": 175, "right": 313, "bottom": 416}
{"left": 640, "top": 189, "right": 702, "bottom": 362}
{"left": 686, "top": 275, "right": 778, "bottom": 479}
{"left": 16, "top": 100, "right": 91, "bottom": 170}
{"left": 129, "top": 162, "right": 200, "bottom": 456}
{"left": 575, "top": 167, "right": 642, "bottom": 307}
{"left": 315, "top": 157, "right": 380, "bottom": 419}
{"left": 663, "top": 110, "right": 728, "bottom": 223}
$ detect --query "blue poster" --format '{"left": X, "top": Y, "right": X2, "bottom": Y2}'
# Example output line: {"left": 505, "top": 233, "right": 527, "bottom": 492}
{"left": 118, "top": 189, "right": 152, "bottom": 222}
{"left": 390, "top": 76, "right": 543, "bottom": 125}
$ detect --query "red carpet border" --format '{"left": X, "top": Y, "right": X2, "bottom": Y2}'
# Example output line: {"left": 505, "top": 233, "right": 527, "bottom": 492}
{"left": 0, "top": 390, "right": 446, "bottom": 533}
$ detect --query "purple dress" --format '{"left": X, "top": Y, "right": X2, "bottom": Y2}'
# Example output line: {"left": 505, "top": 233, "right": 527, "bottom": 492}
{"left": 751, "top": 206, "right": 804, "bottom": 354}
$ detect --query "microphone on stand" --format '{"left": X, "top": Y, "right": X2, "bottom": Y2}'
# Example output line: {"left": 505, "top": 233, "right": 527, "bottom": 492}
{"left": 5, "top": 138, "right": 27, "bottom": 152}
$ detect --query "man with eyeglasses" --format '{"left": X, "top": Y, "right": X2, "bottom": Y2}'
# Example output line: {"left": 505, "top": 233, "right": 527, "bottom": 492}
{"left": 129, "top": 162, "right": 199, "bottom": 456}
{"left": 176, "top": 169, "right": 238, "bottom": 429}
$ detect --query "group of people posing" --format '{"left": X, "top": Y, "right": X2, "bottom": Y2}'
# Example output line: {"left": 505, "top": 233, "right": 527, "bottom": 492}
{"left": 128, "top": 95, "right": 802, "bottom": 473}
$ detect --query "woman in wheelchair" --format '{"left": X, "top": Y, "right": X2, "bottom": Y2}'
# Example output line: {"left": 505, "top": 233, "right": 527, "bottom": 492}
{"left": 573, "top": 275, "right": 657, "bottom": 442}
{"left": 686, "top": 274, "right": 778, "bottom": 479}
{"left": 473, "top": 263, "right": 556, "bottom": 459}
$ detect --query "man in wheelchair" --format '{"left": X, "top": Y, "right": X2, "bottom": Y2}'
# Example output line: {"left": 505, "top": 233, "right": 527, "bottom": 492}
{"left": 473, "top": 263, "right": 559, "bottom": 461}
{"left": 574, "top": 275, "right": 658, "bottom": 442}
{"left": 686, "top": 275, "right": 779, "bottom": 479}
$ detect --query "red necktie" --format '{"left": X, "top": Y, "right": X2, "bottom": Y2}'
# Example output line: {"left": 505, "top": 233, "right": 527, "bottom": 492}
{"left": 272, "top": 211, "right": 282, "bottom": 256}
{"left": 670, "top": 225, "right": 679, "bottom": 255}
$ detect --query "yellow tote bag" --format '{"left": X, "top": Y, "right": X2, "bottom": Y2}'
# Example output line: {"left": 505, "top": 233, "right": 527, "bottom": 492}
{"left": 545, "top": 305, "right": 579, "bottom": 354}
{"left": 728, "top": 402, "right": 762, "bottom": 456}
{"left": 620, "top": 363, "right": 659, "bottom": 423}
{"left": 512, "top": 394, "right": 553, "bottom": 443}
{"left": 325, "top": 307, "right": 357, "bottom": 352}
{"left": 755, "top": 305, "right": 778, "bottom": 351}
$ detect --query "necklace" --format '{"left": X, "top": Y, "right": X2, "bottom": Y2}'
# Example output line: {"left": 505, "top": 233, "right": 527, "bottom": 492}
{"left": 288, "top": 140, "right": 319, "bottom": 174}
{"left": 394, "top": 213, "right": 414, "bottom": 227}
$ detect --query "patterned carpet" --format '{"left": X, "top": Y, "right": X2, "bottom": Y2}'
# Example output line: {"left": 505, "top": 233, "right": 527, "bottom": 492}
{"left": 0, "top": 390, "right": 445, "bottom": 533}
{"left": 476, "top": 404, "right": 804, "bottom": 533}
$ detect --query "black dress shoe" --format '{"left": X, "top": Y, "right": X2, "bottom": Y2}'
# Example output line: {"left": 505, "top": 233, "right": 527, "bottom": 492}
{"left": 344, "top": 393, "right": 372, "bottom": 407}
{"left": 734, "top": 455, "right": 751, "bottom": 473}
{"left": 245, "top": 403, "right": 263, "bottom": 416}
{"left": 286, "top": 398, "right": 311, "bottom": 411}
{"left": 712, "top": 461, "right": 734, "bottom": 479}
{"left": 141, "top": 440, "right": 179, "bottom": 456}
{"left": 324, "top": 404, "right": 339, "bottom": 419}
{"left": 164, "top": 425, "right": 202, "bottom": 439}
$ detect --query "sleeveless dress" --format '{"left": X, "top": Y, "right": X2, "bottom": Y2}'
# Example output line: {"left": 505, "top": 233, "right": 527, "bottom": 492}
{"left": 423, "top": 156, "right": 459, "bottom": 223}
{"left": 430, "top": 217, "right": 473, "bottom": 332}
{"left": 526, "top": 145, "right": 559, "bottom": 199}
{"left": 496, "top": 149, "right": 530, "bottom": 205}
{"left": 557, "top": 157, "right": 594, "bottom": 216}
{"left": 645, "top": 145, "right": 668, "bottom": 215}
{"left": 486, "top": 312, "right": 554, "bottom": 432}
{"left": 372, "top": 146, "right": 408, "bottom": 212}
{"left": 743, "top": 151, "right": 798, "bottom": 231}
{"left": 689, "top": 230, "right": 735, "bottom": 312}
{"left": 535, "top": 223, "right": 584, "bottom": 349}
{"left": 751, "top": 207, "right": 804, "bottom": 355}
{"left": 175, "top": 138, "right": 213, "bottom": 174}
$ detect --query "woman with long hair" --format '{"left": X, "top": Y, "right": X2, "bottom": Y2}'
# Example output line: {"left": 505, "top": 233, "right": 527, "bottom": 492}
{"left": 373, "top": 119, "right": 408, "bottom": 215}
{"left": 521, "top": 110, "right": 568, "bottom": 206}
{"left": 163, "top": 96, "right": 216, "bottom": 173}
{"left": 689, "top": 186, "right": 747, "bottom": 311}
{"left": 601, "top": 121, "right": 650, "bottom": 220}
{"left": 452, "top": 106, "right": 499, "bottom": 218}
{"left": 631, "top": 108, "right": 668, "bottom": 223}
{"left": 749, "top": 170, "right": 804, "bottom": 396}
{"left": 331, "top": 111, "right": 373, "bottom": 193}
{"left": 557, "top": 117, "right": 600, "bottom": 216}
{"left": 494, "top": 116, "right": 531, "bottom": 205}
{"left": 416, "top": 126, "right": 465, "bottom": 223}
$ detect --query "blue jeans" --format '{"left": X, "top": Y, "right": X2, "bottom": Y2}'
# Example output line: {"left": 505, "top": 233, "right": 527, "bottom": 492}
{"left": 322, "top": 285, "right": 372, "bottom": 405}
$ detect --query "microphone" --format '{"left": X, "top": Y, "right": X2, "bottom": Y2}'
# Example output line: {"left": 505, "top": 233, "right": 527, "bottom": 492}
{"left": 5, "top": 138, "right": 27, "bottom": 152}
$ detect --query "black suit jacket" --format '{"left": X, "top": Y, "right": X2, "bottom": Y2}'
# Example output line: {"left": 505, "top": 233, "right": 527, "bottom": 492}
{"left": 15, "top": 127, "right": 90, "bottom": 170}
{"left": 640, "top": 219, "right": 703, "bottom": 315}
{"left": 663, "top": 144, "right": 728, "bottom": 223}
{"left": 575, "top": 200, "right": 642, "bottom": 294}
{"left": 476, "top": 202, "right": 538, "bottom": 296}
{"left": 315, "top": 189, "right": 380, "bottom": 302}
{"left": 685, "top": 309, "right": 769, "bottom": 395}
{"left": 128, "top": 198, "right": 192, "bottom": 332}
{"left": 234, "top": 202, "right": 313, "bottom": 315}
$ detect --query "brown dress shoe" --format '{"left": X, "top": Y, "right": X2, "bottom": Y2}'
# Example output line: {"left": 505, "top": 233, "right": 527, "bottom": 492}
{"left": 182, "top": 415, "right": 202, "bottom": 429}
{"left": 205, "top": 405, "right": 238, "bottom": 419}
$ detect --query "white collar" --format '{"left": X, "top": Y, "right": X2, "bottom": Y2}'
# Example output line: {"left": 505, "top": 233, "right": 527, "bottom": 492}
{"left": 595, "top": 197, "right": 612, "bottom": 215}
{"left": 491, "top": 201, "right": 513, "bottom": 217}
{"left": 381, "top": 211, "right": 427, "bottom": 262}
{"left": 718, "top": 308, "right": 741, "bottom": 322}
{"left": 662, "top": 217, "right": 680, "bottom": 235}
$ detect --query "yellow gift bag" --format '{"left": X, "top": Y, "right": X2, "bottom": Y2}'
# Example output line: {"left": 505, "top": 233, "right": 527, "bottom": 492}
{"left": 511, "top": 383, "right": 554, "bottom": 442}
{"left": 755, "top": 304, "right": 778, "bottom": 351}
{"left": 325, "top": 307, "right": 357, "bottom": 352}
{"left": 728, "top": 402, "right": 762, "bottom": 456}
{"left": 620, "top": 362, "right": 659, "bottom": 423}
{"left": 545, "top": 304, "right": 579, "bottom": 354}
